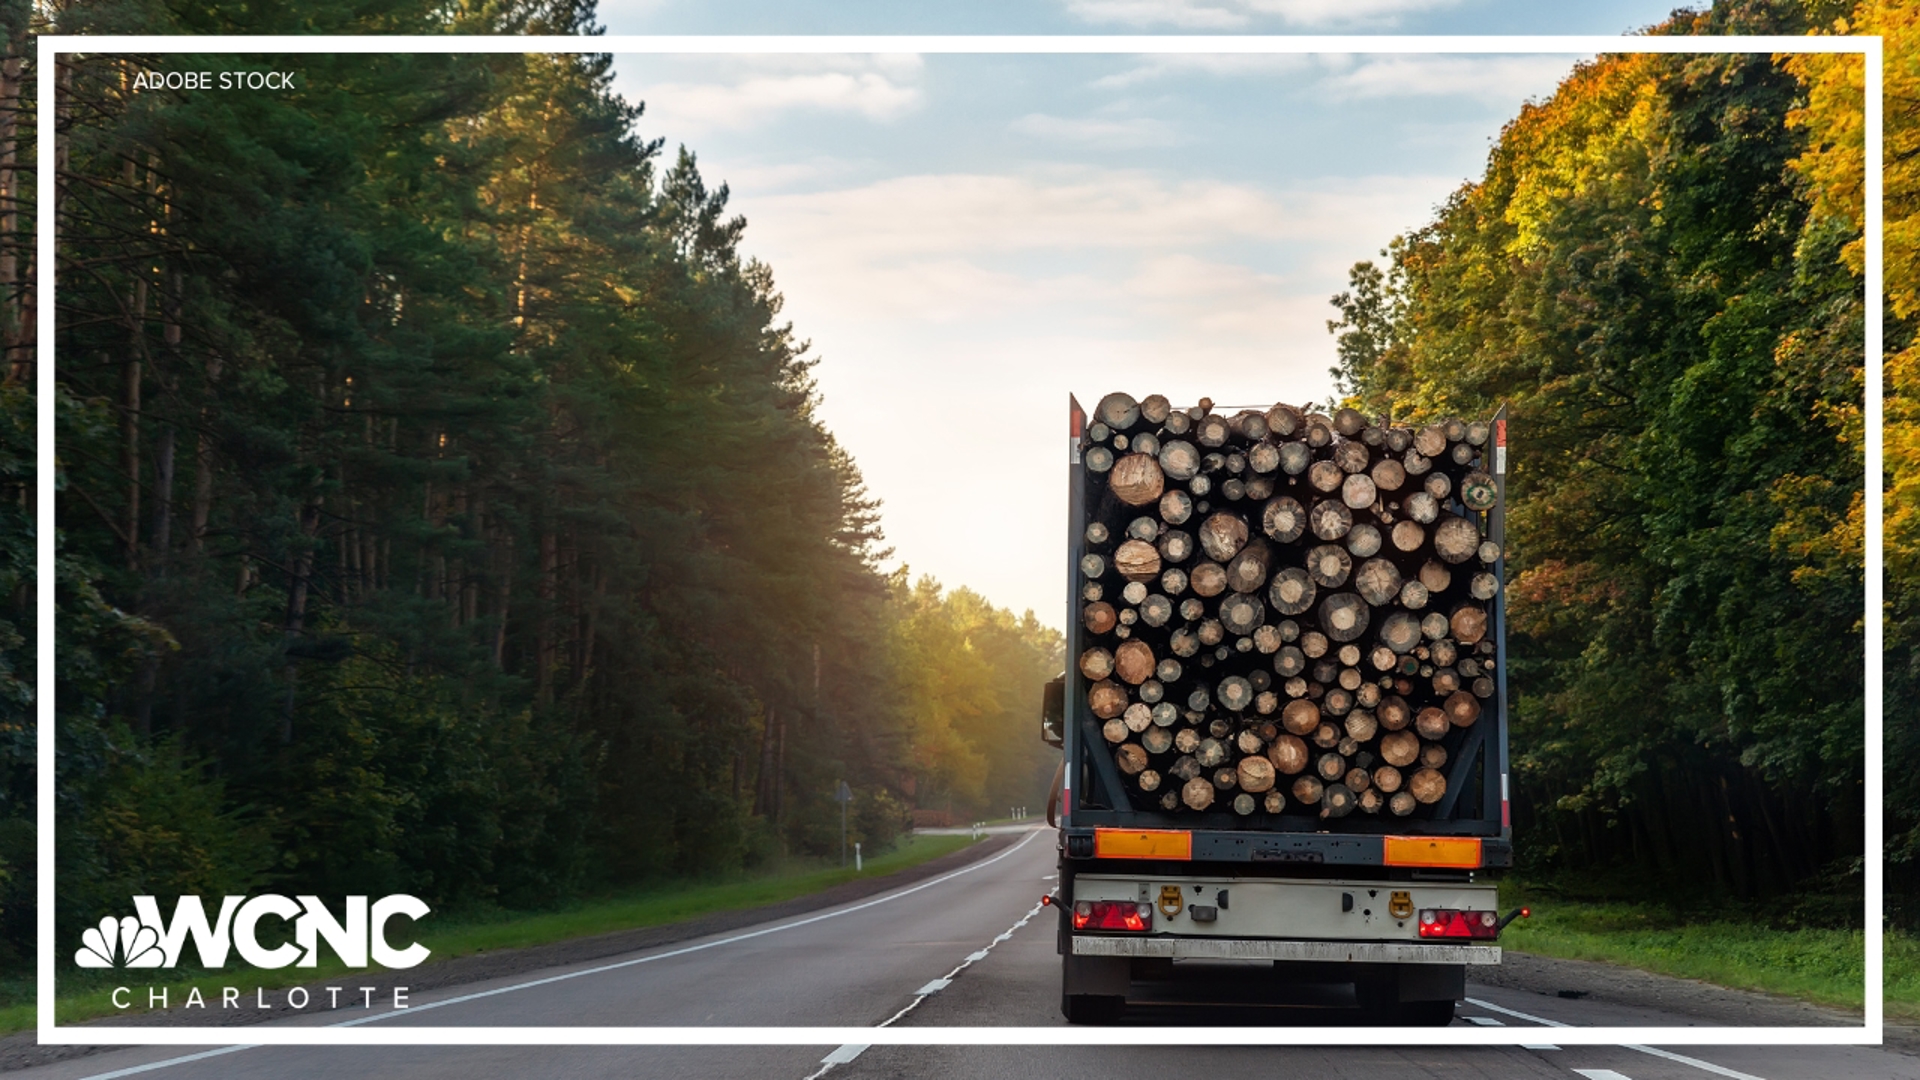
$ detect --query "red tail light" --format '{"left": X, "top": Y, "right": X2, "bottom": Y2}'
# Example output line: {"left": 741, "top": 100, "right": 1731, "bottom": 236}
{"left": 1417, "top": 909, "right": 1500, "bottom": 940}
{"left": 1072, "top": 900, "right": 1153, "bottom": 932}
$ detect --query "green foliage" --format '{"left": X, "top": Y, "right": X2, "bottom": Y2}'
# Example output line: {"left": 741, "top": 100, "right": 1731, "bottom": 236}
{"left": 1331, "top": 0, "right": 1863, "bottom": 900}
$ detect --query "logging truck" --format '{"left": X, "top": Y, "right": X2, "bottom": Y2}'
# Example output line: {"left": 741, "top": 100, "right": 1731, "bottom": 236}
{"left": 1043, "top": 393, "right": 1520, "bottom": 1026}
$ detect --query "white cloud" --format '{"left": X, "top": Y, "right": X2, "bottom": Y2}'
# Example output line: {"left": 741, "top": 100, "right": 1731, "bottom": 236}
{"left": 1065, "top": 0, "right": 1463, "bottom": 29}
{"left": 1314, "top": 54, "right": 1585, "bottom": 106}
{"left": 619, "top": 55, "right": 925, "bottom": 137}
{"left": 1008, "top": 112, "right": 1181, "bottom": 147}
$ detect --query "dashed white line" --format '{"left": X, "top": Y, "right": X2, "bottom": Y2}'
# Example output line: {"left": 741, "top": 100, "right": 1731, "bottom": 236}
{"left": 1465, "top": 997, "right": 1770, "bottom": 1080}
{"left": 1522, "top": 1043, "right": 1562, "bottom": 1051}
{"left": 1463, "top": 1015, "right": 1505, "bottom": 1026}
{"left": 1573, "top": 1071, "right": 1635, "bottom": 1080}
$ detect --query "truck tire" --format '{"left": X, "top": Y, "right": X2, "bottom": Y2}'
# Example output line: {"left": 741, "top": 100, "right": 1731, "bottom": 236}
{"left": 1062, "top": 993, "right": 1124, "bottom": 1024}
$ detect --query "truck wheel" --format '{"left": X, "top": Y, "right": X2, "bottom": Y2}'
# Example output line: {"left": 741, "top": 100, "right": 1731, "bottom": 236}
{"left": 1397, "top": 998, "right": 1457, "bottom": 1026}
{"left": 1062, "top": 993, "right": 1124, "bottom": 1025}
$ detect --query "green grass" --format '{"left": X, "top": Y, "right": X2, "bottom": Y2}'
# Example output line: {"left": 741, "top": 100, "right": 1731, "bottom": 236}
{"left": 3, "top": 832, "right": 981, "bottom": 1036}
{"left": 1497, "top": 882, "right": 1868, "bottom": 1013}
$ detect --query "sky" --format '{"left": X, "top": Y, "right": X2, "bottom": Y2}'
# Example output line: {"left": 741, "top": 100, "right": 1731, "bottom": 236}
{"left": 595, "top": 1, "right": 1694, "bottom": 626}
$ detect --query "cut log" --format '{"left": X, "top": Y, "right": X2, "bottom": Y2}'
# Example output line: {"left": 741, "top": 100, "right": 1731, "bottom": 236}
{"left": 1356, "top": 682, "right": 1382, "bottom": 708}
{"left": 1444, "top": 690, "right": 1482, "bottom": 728}
{"left": 1414, "top": 424, "right": 1447, "bottom": 457}
{"left": 1226, "top": 539, "right": 1273, "bottom": 593}
{"left": 1159, "top": 489, "right": 1194, "bottom": 526}
{"left": 1081, "top": 553, "right": 1107, "bottom": 579}
{"left": 1371, "top": 458, "right": 1407, "bottom": 492}
{"left": 1469, "top": 571, "right": 1500, "bottom": 600}
{"left": 1420, "top": 743, "right": 1448, "bottom": 770}
{"left": 1323, "top": 688, "right": 1354, "bottom": 716}
{"left": 1343, "top": 524, "right": 1381, "bottom": 560}
{"left": 1090, "top": 679, "right": 1129, "bottom": 719}
{"left": 1220, "top": 592, "right": 1266, "bottom": 636}
{"left": 1316, "top": 752, "right": 1348, "bottom": 782}
{"left": 1157, "top": 529, "right": 1194, "bottom": 564}
{"left": 1248, "top": 442, "right": 1281, "bottom": 475}
{"left": 1402, "top": 449, "right": 1430, "bottom": 476}
{"left": 1312, "top": 721, "right": 1341, "bottom": 749}
{"left": 1430, "top": 638, "right": 1459, "bottom": 668}
{"left": 1237, "top": 728, "right": 1266, "bottom": 755}
{"left": 1305, "top": 417, "right": 1334, "bottom": 449}
{"left": 1161, "top": 567, "right": 1189, "bottom": 596}
{"left": 1307, "top": 544, "right": 1353, "bottom": 588}
{"left": 1114, "top": 640, "right": 1155, "bottom": 685}
{"left": 1114, "top": 539, "right": 1161, "bottom": 581}
{"left": 1152, "top": 701, "right": 1179, "bottom": 727}
{"left": 1079, "top": 647, "right": 1116, "bottom": 680}
{"left": 1424, "top": 471, "right": 1451, "bottom": 500}
{"left": 1419, "top": 560, "right": 1452, "bottom": 594}
{"left": 1268, "top": 734, "right": 1310, "bottom": 774}
{"left": 1086, "top": 445, "right": 1114, "bottom": 473}
{"left": 1444, "top": 418, "right": 1466, "bottom": 442}
{"left": 1138, "top": 769, "right": 1162, "bottom": 792}
{"left": 1431, "top": 668, "right": 1460, "bottom": 696}
{"left": 1380, "top": 729, "right": 1419, "bottom": 767}
{"left": 1281, "top": 698, "right": 1320, "bottom": 736}
{"left": 1178, "top": 596, "right": 1205, "bottom": 620}
{"left": 1291, "top": 775, "right": 1325, "bottom": 805}
{"left": 1408, "top": 767, "right": 1446, "bottom": 805}
{"left": 1379, "top": 611, "right": 1422, "bottom": 654}
{"left": 1103, "top": 717, "right": 1129, "bottom": 744}
{"left": 1357, "top": 787, "right": 1384, "bottom": 814}
{"left": 1466, "top": 419, "right": 1490, "bottom": 446}
{"left": 1238, "top": 755, "right": 1276, "bottom": 793}
{"left": 1321, "top": 783, "right": 1357, "bottom": 818}
{"left": 1268, "top": 567, "right": 1317, "bottom": 616}
{"left": 1399, "top": 580, "right": 1430, "bottom": 610}
{"left": 1300, "top": 631, "right": 1329, "bottom": 658}
{"left": 1116, "top": 743, "right": 1148, "bottom": 775}
{"left": 1449, "top": 603, "right": 1489, "bottom": 645}
{"left": 1338, "top": 667, "right": 1363, "bottom": 691}
{"left": 1308, "top": 460, "right": 1345, "bottom": 493}
{"left": 1164, "top": 410, "right": 1192, "bottom": 435}
{"left": 1452, "top": 442, "right": 1476, "bottom": 465}
{"left": 1405, "top": 490, "right": 1439, "bottom": 524}
{"left": 1230, "top": 793, "right": 1255, "bottom": 815}
{"left": 1353, "top": 558, "right": 1404, "bottom": 606}
{"left": 1361, "top": 424, "right": 1386, "bottom": 447}
{"left": 1345, "top": 710, "right": 1379, "bottom": 742}
{"left": 1264, "top": 790, "right": 1285, "bottom": 813}
{"left": 1083, "top": 602, "right": 1117, "bottom": 634}
{"left": 1319, "top": 592, "right": 1371, "bottom": 642}
{"left": 1422, "top": 612, "right": 1450, "bottom": 640}
{"left": 1233, "top": 410, "right": 1270, "bottom": 441}
{"left": 1391, "top": 520, "right": 1426, "bottom": 552}
{"left": 1274, "top": 645, "right": 1306, "bottom": 678}
{"left": 1255, "top": 690, "right": 1279, "bottom": 714}
{"left": 1389, "top": 791, "right": 1417, "bottom": 816}
{"left": 1460, "top": 470, "right": 1497, "bottom": 512}
{"left": 1122, "top": 579, "right": 1150, "bottom": 602}
{"left": 1198, "top": 511, "right": 1250, "bottom": 562}
{"left": 1334, "top": 407, "right": 1368, "bottom": 437}
{"left": 1309, "top": 500, "right": 1353, "bottom": 542}
{"left": 1196, "top": 737, "right": 1229, "bottom": 769}
{"left": 1139, "top": 593, "right": 1174, "bottom": 628}
{"left": 1182, "top": 776, "right": 1216, "bottom": 811}
{"left": 1370, "top": 644, "right": 1398, "bottom": 672}
{"left": 1278, "top": 441, "right": 1312, "bottom": 475}
{"left": 1197, "top": 619, "right": 1225, "bottom": 646}
{"left": 1159, "top": 440, "right": 1201, "bottom": 482}
{"left": 1266, "top": 403, "right": 1304, "bottom": 437}
{"left": 1143, "top": 726, "right": 1174, "bottom": 757}
{"left": 1332, "top": 439, "right": 1371, "bottom": 475}
{"left": 1261, "top": 496, "right": 1307, "bottom": 543}
{"left": 1140, "top": 394, "right": 1172, "bottom": 425}
{"left": 1432, "top": 515, "right": 1481, "bottom": 564}
{"left": 1109, "top": 453, "right": 1165, "bottom": 506}
{"left": 1345, "top": 766, "right": 1372, "bottom": 793}
{"left": 1341, "top": 472, "right": 1377, "bottom": 510}
{"left": 1133, "top": 433, "right": 1159, "bottom": 457}
{"left": 1190, "top": 561, "right": 1228, "bottom": 598}
{"left": 1253, "top": 624, "right": 1284, "bottom": 654}
{"left": 1415, "top": 707, "right": 1449, "bottom": 740}
{"left": 1096, "top": 392, "right": 1141, "bottom": 431}
{"left": 1212, "top": 766, "right": 1238, "bottom": 791}
{"left": 1217, "top": 675, "right": 1254, "bottom": 712}
{"left": 1373, "top": 765, "right": 1403, "bottom": 793}
{"left": 1195, "top": 413, "right": 1233, "bottom": 448}
{"left": 1385, "top": 427, "right": 1412, "bottom": 453}
{"left": 1169, "top": 749, "right": 1201, "bottom": 776}
{"left": 1474, "top": 676, "right": 1495, "bottom": 699}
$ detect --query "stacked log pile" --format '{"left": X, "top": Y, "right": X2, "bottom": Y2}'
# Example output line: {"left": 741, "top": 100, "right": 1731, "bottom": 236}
{"left": 1077, "top": 393, "right": 1502, "bottom": 820}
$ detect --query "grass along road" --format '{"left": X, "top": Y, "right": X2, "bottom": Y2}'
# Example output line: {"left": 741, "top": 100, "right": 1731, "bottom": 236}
{"left": 9, "top": 832, "right": 983, "bottom": 1035}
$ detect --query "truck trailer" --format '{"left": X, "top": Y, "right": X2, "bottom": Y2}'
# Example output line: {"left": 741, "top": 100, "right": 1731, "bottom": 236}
{"left": 1043, "top": 393, "right": 1519, "bottom": 1025}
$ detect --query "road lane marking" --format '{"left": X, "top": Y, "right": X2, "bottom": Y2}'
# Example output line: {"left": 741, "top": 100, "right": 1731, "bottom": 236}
{"left": 1573, "top": 1071, "right": 1634, "bottom": 1080}
{"left": 74, "top": 830, "right": 1045, "bottom": 1080}
{"left": 809, "top": 896, "right": 1049, "bottom": 1078}
{"left": 1522, "top": 1044, "right": 1561, "bottom": 1050}
{"left": 1465, "top": 998, "right": 1769, "bottom": 1080}
{"left": 1464, "top": 1016, "right": 1505, "bottom": 1026}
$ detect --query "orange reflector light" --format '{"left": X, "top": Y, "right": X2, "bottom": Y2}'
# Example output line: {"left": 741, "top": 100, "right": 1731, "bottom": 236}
{"left": 1092, "top": 828, "right": 1192, "bottom": 860}
{"left": 1382, "top": 836, "right": 1483, "bottom": 868}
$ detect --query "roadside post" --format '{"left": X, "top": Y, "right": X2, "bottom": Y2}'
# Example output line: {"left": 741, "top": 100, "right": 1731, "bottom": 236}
{"left": 835, "top": 779, "right": 852, "bottom": 867}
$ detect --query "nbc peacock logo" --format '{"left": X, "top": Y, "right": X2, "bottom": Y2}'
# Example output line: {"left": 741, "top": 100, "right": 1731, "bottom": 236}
{"left": 74, "top": 915, "right": 166, "bottom": 969}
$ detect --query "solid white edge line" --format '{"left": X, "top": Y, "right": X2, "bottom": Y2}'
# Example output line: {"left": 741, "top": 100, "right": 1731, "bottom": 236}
{"left": 1463, "top": 997, "right": 1571, "bottom": 1028}
{"left": 1465, "top": 998, "right": 1774, "bottom": 1080}
{"left": 33, "top": 31, "right": 1882, "bottom": 1052}
{"left": 69, "top": 1047, "right": 256, "bottom": 1080}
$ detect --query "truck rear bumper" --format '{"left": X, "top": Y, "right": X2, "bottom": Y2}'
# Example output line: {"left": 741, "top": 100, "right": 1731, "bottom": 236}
{"left": 1070, "top": 936, "right": 1501, "bottom": 965}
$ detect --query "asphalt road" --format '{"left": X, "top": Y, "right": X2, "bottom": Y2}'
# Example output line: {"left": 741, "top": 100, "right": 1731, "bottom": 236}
{"left": 16, "top": 827, "right": 1909, "bottom": 1080}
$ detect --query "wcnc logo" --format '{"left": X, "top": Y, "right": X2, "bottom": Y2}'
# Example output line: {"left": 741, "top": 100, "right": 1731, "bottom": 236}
{"left": 75, "top": 895, "right": 431, "bottom": 971}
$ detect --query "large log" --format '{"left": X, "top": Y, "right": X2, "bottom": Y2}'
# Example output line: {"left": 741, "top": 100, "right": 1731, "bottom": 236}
{"left": 1114, "top": 539, "right": 1161, "bottom": 581}
{"left": 1159, "top": 439, "right": 1201, "bottom": 481}
{"left": 1399, "top": 580, "right": 1430, "bottom": 610}
{"left": 1268, "top": 734, "right": 1310, "bottom": 774}
{"left": 1103, "top": 717, "right": 1129, "bottom": 744}
{"left": 1281, "top": 698, "right": 1320, "bottom": 736}
{"left": 1182, "top": 776, "right": 1216, "bottom": 810}
{"left": 1379, "top": 611, "right": 1422, "bottom": 654}
{"left": 1139, "top": 593, "right": 1173, "bottom": 627}
{"left": 1415, "top": 706, "right": 1449, "bottom": 740}
{"left": 1414, "top": 424, "right": 1447, "bottom": 457}
{"left": 1238, "top": 755, "right": 1277, "bottom": 793}
{"left": 1332, "top": 439, "right": 1370, "bottom": 474}
{"left": 1274, "top": 645, "right": 1306, "bottom": 678}
{"left": 1319, "top": 592, "right": 1371, "bottom": 642}
{"left": 1347, "top": 523, "right": 1382, "bottom": 558}
{"left": 1233, "top": 410, "right": 1270, "bottom": 441}
{"left": 1321, "top": 783, "right": 1357, "bottom": 818}
{"left": 1305, "top": 417, "right": 1334, "bottom": 448}
{"left": 1291, "top": 775, "right": 1325, "bottom": 805}
{"left": 1220, "top": 592, "right": 1266, "bottom": 636}
{"left": 1116, "top": 743, "right": 1148, "bottom": 775}
{"left": 1195, "top": 412, "right": 1233, "bottom": 448}
{"left": 1085, "top": 445, "right": 1114, "bottom": 473}
{"left": 1391, "top": 520, "right": 1426, "bottom": 552}
{"left": 1096, "top": 392, "right": 1141, "bottom": 430}
{"left": 1380, "top": 729, "right": 1419, "bottom": 767}
{"left": 1268, "top": 567, "right": 1317, "bottom": 615}
{"left": 1079, "top": 647, "right": 1115, "bottom": 680}
{"left": 1267, "top": 402, "right": 1304, "bottom": 437}
{"left": 1198, "top": 511, "right": 1250, "bottom": 562}
{"left": 1300, "top": 630, "right": 1330, "bottom": 658}
{"left": 1372, "top": 764, "right": 1403, "bottom": 793}
{"left": 1371, "top": 458, "right": 1407, "bottom": 492}
{"left": 1262, "top": 496, "right": 1307, "bottom": 543}
{"left": 1419, "top": 559, "right": 1452, "bottom": 593}
{"left": 1353, "top": 558, "right": 1403, "bottom": 606}
{"left": 1308, "top": 460, "right": 1345, "bottom": 493}
{"left": 1159, "top": 489, "right": 1193, "bottom": 525}
{"left": 1142, "top": 725, "right": 1173, "bottom": 755}
{"left": 1334, "top": 407, "right": 1368, "bottom": 437}
{"left": 1115, "top": 640, "right": 1155, "bottom": 684}
{"left": 1109, "top": 453, "right": 1165, "bottom": 506}
{"left": 1444, "top": 689, "right": 1482, "bottom": 728}
{"left": 1461, "top": 470, "right": 1497, "bottom": 512}
{"left": 1424, "top": 471, "right": 1451, "bottom": 500}
{"left": 1389, "top": 791, "right": 1417, "bottom": 816}
{"left": 1083, "top": 602, "right": 1117, "bottom": 634}
{"left": 1449, "top": 603, "right": 1489, "bottom": 645}
{"left": 1306, "top": 544, "right": 1353, "bottom": 588}
{"left": 1344, "top": 709, "right": 1379, "bottom": 742}
{"left": 1157, "top": 529, "right": 1194, "bottom": 564}
{"left": 1432, "top": 515, "right": 1480, "bottom": 563}
{"left": 1278, "top": 441, "right": 1312, "bottom": 475}
{"left": 1469, "top": 571, "right": 1500, "bottom": 600}
{"left": 1342, "top": 472, "right": 1377, "bottom": 510}
{"left": 1081, "top": 552, "right": 1107, "bottom": 579}
{"left": 1408, "top": 767, "right": 1447, "bottom": 805}
{"left": 1090, "top": 680, "right": 1130, "bottom": 720}
{"left": 1196, "top": 737, "right": 1229, "bottom": 769}
{"left": 1217, "top": 675, "right": 1254, "bottom": 712}
{"left": 1140, "top": 394, "right": 1172, "bottom": 425}
{"left": 1226, "top": 539, "right": 1273, "bottom": 593}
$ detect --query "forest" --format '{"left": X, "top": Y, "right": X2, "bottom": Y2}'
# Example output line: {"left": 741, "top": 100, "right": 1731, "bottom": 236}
{"left": 1327, "top": 0, "right": 1880, "bottom": 910}
{"left": 0, "top": 0, "right": 1063, "bottom": 968}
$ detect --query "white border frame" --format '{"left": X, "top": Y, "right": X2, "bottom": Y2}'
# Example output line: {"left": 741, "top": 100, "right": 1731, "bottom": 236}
{"left": 35, "top": 32, "right": 1882, "bottom": 1048}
